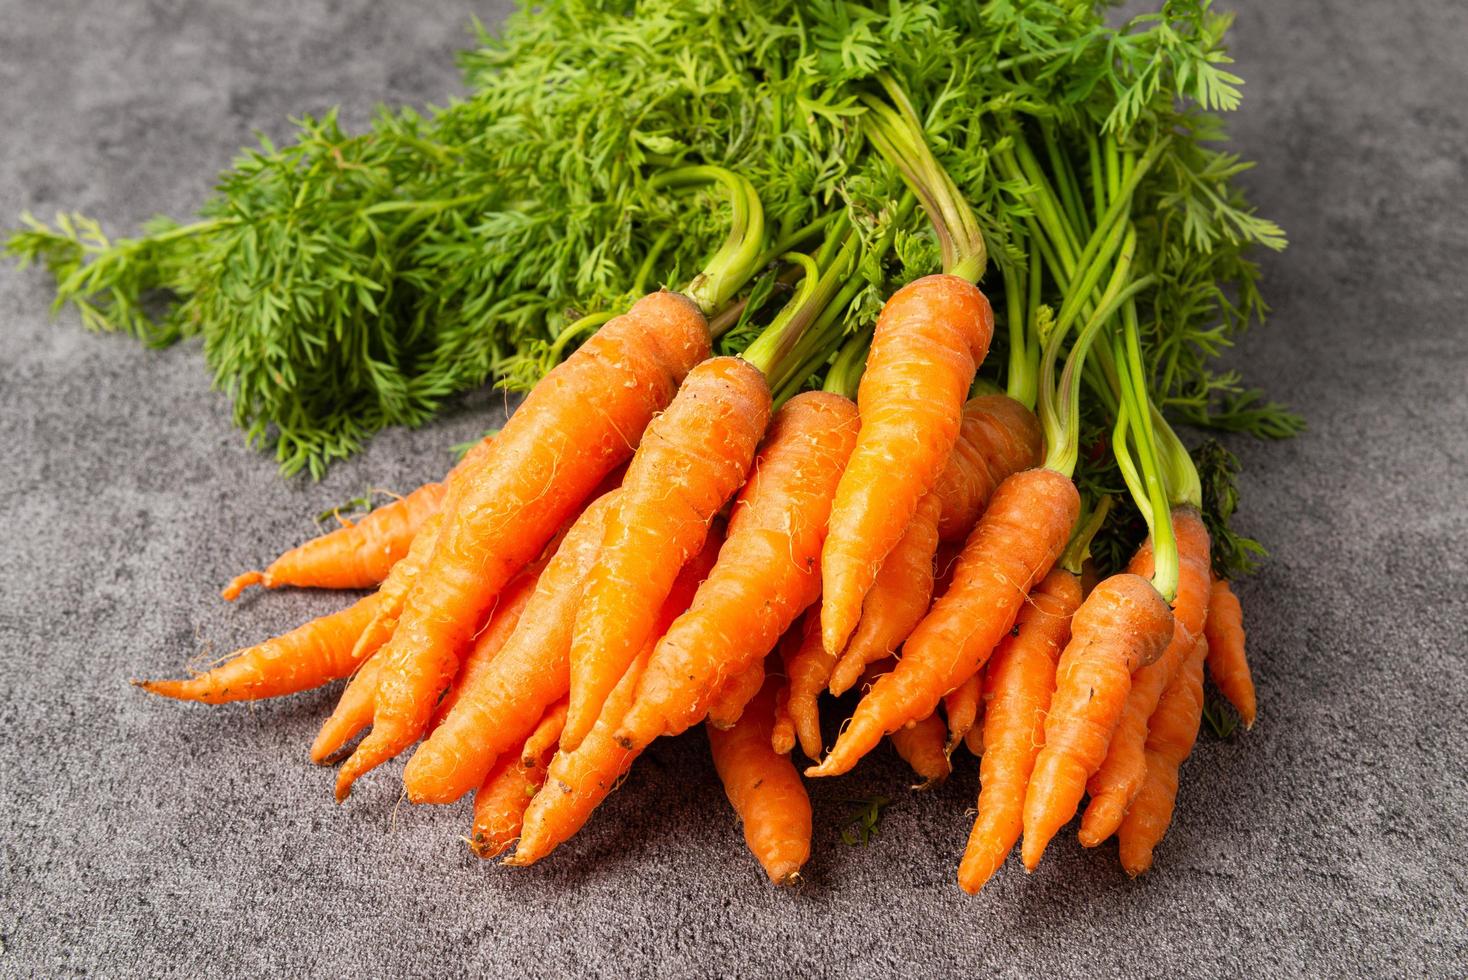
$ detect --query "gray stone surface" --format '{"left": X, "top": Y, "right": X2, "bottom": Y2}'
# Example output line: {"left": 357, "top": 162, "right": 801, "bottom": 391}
{"left": 1, "top": 0, "right": 1464, "bottom": 976}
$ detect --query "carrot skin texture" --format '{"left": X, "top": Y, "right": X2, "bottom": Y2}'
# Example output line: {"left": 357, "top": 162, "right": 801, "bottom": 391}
{"left": 493, "top": 536, "right": 721, "bottom": 864}
{"left": 1118, "top": 634, "right": 1208, "bottom": 876}
{"left": 1204, "top": 579, "right": 1256, "bottom": 728}
{"left": 782, "top": 612, "right": 836, "bottom": 761}
{"left": 932, "top": 395, "right": 1044, "bottom": 541}
{"left": 401, "top": 491, "right": 619, "bottom": 804}
{"left": 808, "top": 468, "right": 1080, "bottom": 778}
{"left": 820, "top": 275, "right": 994, "bottom": 655}
{"left": 957, "top": 569, "right": 1081, "bottom": 894}
{"left": 706, "top": 658, "right": 766, "bottom": 730}
{"left": 563, "top": 356, "right": 771, "bottom": 750}
{"left": 889, "top": 710, "right": 952, "bottom": 789}
{"left": 427, "top": 563, "right": 542, "bottom": 730}
{"left": 334, "top": 292, "right": 708, "bottom": 799}
{"left": 140, "top": 592, "right": 385, "bottom": 704}
{"left": 1020, "top": 573, "right": 1174, "bottom": 869}
{"left": 471, "top": 699, "right": 565, "bottom": 861}
{"left": 1080, "top": 509, "right": 1211, "bottom": 846}
{"left": 615, "top": 391, "right": 860, "bottom": 750}
{"left": 311, "top": 655, "right": 383, "bottom": 764}
{"left": 222, "top": 436, "right": 496, "bottom": 600}
{"left": 827, "top": 492, "right": 940, "bottom": 697}
{"left": 347, "top": 509, "right": 444, "bottom": 669}
{"left": 942, "top": 671, "right": 983, "bottom": 757}
{"left": 707, "top": 676, "right": 813, "bottom": 885}
{"left": 828, "top": 394, "right": 1041, "bottom": 696}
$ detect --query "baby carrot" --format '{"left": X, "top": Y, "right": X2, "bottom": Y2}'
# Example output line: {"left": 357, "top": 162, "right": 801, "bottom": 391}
{"left": 956, "top": 569, "right": 1081, "bottom": 894}
{"left": 932, "top": 394, "right": 1044, "bottom": 541}
{"left": 942, "top": 672, "right": 982, "bottom": 758}
{"left": 706, "top": 658, "right": 766, "bottom": 731}
{"left": 563, "top": 355, "right": 771, "bottom": 750}
{"left": 826, "top": 492, "right": 939, "bottom": 698}
{"left": 470, "top": 697, "right": 567, "bottom": 861}
{"left": 707, "top": 673, "right": 812, "bottom": 885}
{"left": 807, "top": 467, "right": 1079, "bottom": 778}
{"left": 138, "top": 592, "right": 385, "bottom": 704}
{"left": 335, "top": 290, "right": 709, "bottom": 799}
{"left": 401, "top": 490, "right": 619, "bottom": 804}
{"left": 1080, "top": 508, "right": 1211, "bottom": 846}
{"left": 820, "top": 274, "right": 994, "bottom": 655}
{"left": 614, "top": 391, "right": 859, "bottom": 752}
{"left": 781, "top": 612, "right": 834, "bottom": 761}
{"left": 1020, "top": 572, "right": 1174, "bottom": 869}
{"left": 889, "top": 710, "right": 951, "bottom": 789}
{"left": 1117, "top": 634, "right": 1208, "bottom": 876}
{"left": 1204, "top": 579, "right": 1256, "bottom": 728}
{"left": 221, "top": 436, "right": 496, "bottom": 600}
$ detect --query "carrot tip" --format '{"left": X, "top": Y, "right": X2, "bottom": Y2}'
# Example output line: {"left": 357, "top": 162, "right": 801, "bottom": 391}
{"left": 220, "top": 571, "right": 266, "bottom": 601}
{"left": 773, "top": 869, "right": 805, "bottom": 887}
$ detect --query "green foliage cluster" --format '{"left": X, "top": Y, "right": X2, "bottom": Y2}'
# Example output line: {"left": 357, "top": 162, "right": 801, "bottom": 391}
{"left": 6, "top": 0, "right": 1298, "bottom": 574}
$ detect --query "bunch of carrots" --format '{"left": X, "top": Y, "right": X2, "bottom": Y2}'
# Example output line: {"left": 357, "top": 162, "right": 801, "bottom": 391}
{"left": 139, "top": 80, "right": 1259, "bottom": 890}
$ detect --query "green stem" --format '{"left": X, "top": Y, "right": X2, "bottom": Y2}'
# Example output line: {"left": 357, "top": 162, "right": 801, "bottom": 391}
{"left": 632, "top": 228, "right": 675, "bottom": 295}
{"left": 741, "top": 250, "right": 824, "bottom": 378}
{"left": 821, "top": 329, "right": 871, "bottom": 400}
{"left": 1115, "top": 316, "right": 1178, "bottom": 601}
{"left": 1061, "top": 495, "right": 1114, "bottom": 575}
{"left": 548, "top": 310, "right": 616, "bottom": 362}
{"left": 862, "top": 80, "right": 986, "bottom": 281}
{"left": 651, "top": 165, "right": 766, "bottom": 316}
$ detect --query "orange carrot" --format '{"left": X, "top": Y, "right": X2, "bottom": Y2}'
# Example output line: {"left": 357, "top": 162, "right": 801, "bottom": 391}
{"left": 1020, "top": 572, "right": 1174, "bottom": 869}
{"left": 942, "top": 671, "right": 983, "bottom": 758}
{"left": 706, "top": 658, "right": 766, "bottom": 730}
{"left": 771, "top": 685, "right": 797, "bottom": 757}
{"left": 932, "top": 394, "right": 1044, "bottom": 541}
{"left": 807, "top": 467, "right": 1079, "bottom": 778}
{"left": 345, "top": 509, "right": 445, "bottom": 669}
{"left": 1080, "top": 508, "right": 1211, "bottom": 846}
{"left": 962, "top": 720, "right": 984, "bottom": 758}
{"left": 469, "top": 699, "right": 567, "bottom": 860}
{"left": 335, "top": 291, "right": 709, "bottom": 798}
{"left": 956, "top": 569, "right": 1081, "bottom": 894}
{"left": 1117, "top": 633, "right": 1208, "bottom": 876}
{"left": 781, "top": 612, "right": 835, "bottom": 761}
{"left": 707, "top": 673, "right": 812, "bottom": 885}
{"left": 428, "top": 562, "right": 544, "bottom": 730}
{"left": 401, "top": 490, "right": 621, "bottom": 804}
{"left": 613, "top": 391, "right": 860, "bottom": 752}
{"left": 827, "top": 395, "right": 1041, "bottom": 696}
{"left": 1204, "top": 578, "right": 1256, "bottom": 728}
{"left": 889, "top": 710, "right": 951, "bottom": 789}
{"left": 311, "top": 655, "right": 382, "bottom": 764}
{"left": 826, "top": 492, "right": 940, "bottom": 697}
{"left": 562, "top": 356, "right": 771, "bottom": 750}
{"left": 138, "top": 592, "right": 385, "bottom": 704}
{"left": 820, "top": 274, "right": 994, "bottom": 655}
{"left": 221, "top": 437, "right": 496, "bottom": 600}
{"left": 497, "top": 541, "right": 720, "bottom": 865}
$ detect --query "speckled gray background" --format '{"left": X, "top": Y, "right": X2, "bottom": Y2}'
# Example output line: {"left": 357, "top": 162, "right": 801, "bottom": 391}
{"left": 1, "top": 1, "right": 1464, "bottom": 976}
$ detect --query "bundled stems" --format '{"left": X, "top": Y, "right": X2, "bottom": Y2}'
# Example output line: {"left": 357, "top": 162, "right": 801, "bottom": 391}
{"left": 649, "top": 166, "right": 767, "bottom": 317}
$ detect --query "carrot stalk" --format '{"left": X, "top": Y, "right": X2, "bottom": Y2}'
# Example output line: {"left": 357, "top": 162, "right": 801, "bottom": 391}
{"left": 707, "top": 673, "right": 813, "bottom": 885}
{"left": 334, "top": 291, "right": 711, "bottom": 799}
{"left": 138, "top": 592, "right": 385, "bottom": 704}
{"left": 957, "top": 569, "right": 1081, "bottom": 894}
{"left": 562, "top": 355, "right": 772, "bottom": 751}
{"left": 1203, "top": 579, "right": 1256, "bottom": 728}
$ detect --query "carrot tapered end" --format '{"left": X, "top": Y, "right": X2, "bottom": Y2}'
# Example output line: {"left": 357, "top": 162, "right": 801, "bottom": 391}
{"left": 220, "top": 571, "right": 265, "bottom": 601}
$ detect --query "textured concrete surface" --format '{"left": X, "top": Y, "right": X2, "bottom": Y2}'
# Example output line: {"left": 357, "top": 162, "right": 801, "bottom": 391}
{"left": 1, "top": 1, "right": 1464, "bottom": 976}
